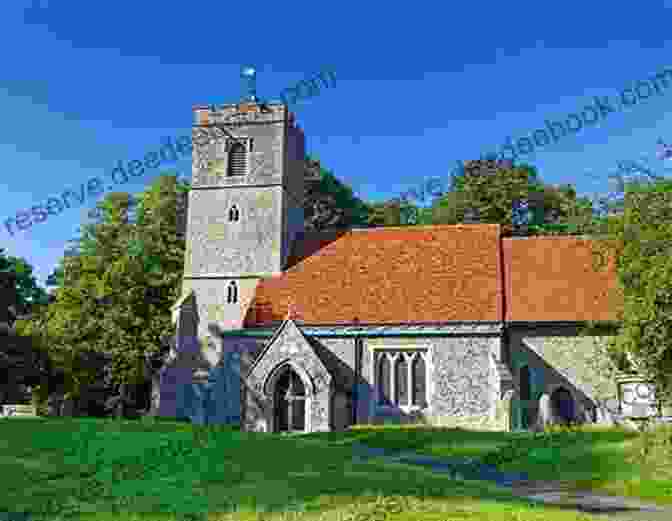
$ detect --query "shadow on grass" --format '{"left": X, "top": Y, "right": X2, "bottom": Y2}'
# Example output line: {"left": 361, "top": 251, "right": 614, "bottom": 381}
{"left": 302, "top": 425, "right": 528, "bottom": 458}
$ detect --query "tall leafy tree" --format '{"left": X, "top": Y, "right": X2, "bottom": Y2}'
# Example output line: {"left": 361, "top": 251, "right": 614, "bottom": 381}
{"left": 13, "top": 303, "right": 89, "bottom": 413}
{"left": 88, "top": 176, "right": 187, "bottom": 416}
{"left": 0, "top": 249, "right": 49, "bottom": 321}
{"left": 25, "top": 173, "right": 188, "bottom": 417}
{"left": 303, "top": 155, "right": 370, "bottom": 230}
{"left": 366, "top": 198, "right": 420, "bottom": 227}
{"left": 45, "top": 185, "right": 148, "bottom": 290}
{"left": 0, "top": 322, "right": 54, "bottom": 405}
{"left": 431, "top": 158, "right": 539, "bottom": 230}
{"left": 302, "top": 156, "right": 424, "bottom": 229}
{"left": 19, "top": 194, "right": 137, "bottom": 407}
{"left": 1, "top": 250, "right": 51, "bottom": 404}
{"left": 586, "top": 178, "right": 672, "bottom": 403}
{"left": 426, "top": 190, "right": 474, "bottom": 225}
{"left": 430, "top": 158, "right": 596, "bottom": 236}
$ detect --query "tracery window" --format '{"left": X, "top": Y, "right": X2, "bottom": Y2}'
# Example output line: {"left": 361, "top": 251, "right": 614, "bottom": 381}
{"left": 374, "top": 350, "right": 428, "bottom": 410}
{"left": 395, "top": 356, "right": 408, "bottom": 405}
{"left": 377, "top": 355, "right": 391, "bottom": 406}
{"left": 412, "top": 355, "right": 427, "bottom": 407}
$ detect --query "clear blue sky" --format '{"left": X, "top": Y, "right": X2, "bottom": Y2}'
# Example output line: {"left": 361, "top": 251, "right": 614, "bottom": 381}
{"left": 2, "top": 0, "right": 671, "bottom": 288}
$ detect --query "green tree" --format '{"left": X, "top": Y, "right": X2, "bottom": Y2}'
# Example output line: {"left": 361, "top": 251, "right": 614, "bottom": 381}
{"left": 25, "top": 173, "right": 187, "bottom": 417}
{"left": 90, "top": 176, "right": 186, "bottom": 416}
{"left": 0, "top": 251, "right": 52, "bottom": 404}
{"left": 303, "top": 155, "right": 370, "bottom": 230}
{"left": 14, "top": 290, "right": 109, "bottom": 416}
{"left": 45, "top": 181, "right": 151, "bottom": 290}
{"left": 430, "top": 158, "right": 595, "bottom": 236}
{"left": 0, "top": 248, "right": 49, "bottom": 322}
{"left": 430, "top": 159, "right": 539, "bottom": 231}
{"left": 426, "top": 190, "right": 473, "bottom": 225}
{"left": 586, "top": 178, "right": 672, "bottom": 403}
{"left": 0, "top": 322, "right": 54, "bottom": 405}
{"left": 366, "top": 198, "right": 421, "bottom": 227}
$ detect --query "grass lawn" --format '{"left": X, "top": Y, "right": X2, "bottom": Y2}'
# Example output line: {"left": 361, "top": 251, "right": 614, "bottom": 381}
{"left": 328, "top": 424, "right": 672, "bottom": 505}
{"left": 307, "top": 425, "right": 523, "bottom": 458}
{"left": 0, "top": 417, "right": 618, "bottom": 521}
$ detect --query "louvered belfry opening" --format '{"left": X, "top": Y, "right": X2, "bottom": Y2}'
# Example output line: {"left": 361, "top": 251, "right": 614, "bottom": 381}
{"left": 227, "top": 141, "right": 247, "bottom": 176}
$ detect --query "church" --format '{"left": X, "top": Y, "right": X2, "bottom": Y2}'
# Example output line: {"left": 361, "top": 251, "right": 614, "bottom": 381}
{"left": 156, "top": 96, "right": 622, "bottom": 433}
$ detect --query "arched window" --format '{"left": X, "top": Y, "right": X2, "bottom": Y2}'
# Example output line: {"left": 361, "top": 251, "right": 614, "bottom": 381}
{"left": 412, "top": 355, "right": 426, "bottom": 406}
{"left": 520, "top": 365, "right": 531, "bottom": 401}
{"left": 374, "top": 350, "right": 429, "bottom": 410}
{"left": 228, "top": 204, "right": 240, "bottom": 222}
{"left": 227, "top": 281, "right": 238, "bottom": 304}
{"left": 395, "top": 356, "right": 408, "bottom": 405}
{"left": 377, "top": 355, "right": 391, "bottom": 406}
{"left": 227, "top": 141, "right": 247, "bottom": 176}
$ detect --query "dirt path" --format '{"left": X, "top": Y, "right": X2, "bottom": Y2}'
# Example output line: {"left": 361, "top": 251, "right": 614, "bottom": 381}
{"left": 508, "top": 480, "right": 671, "bottom": 519}
{"left": 351, "top": 443, "right": 672, "bottom": 519}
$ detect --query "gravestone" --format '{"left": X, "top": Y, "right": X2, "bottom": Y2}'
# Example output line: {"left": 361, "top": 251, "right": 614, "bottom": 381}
{"left": 147, "top": 372, "right": 161, "bottom": 416}
{"left": 46, "top": 394, "right": 63, "bottom": 416}
{"left": 534, "top": 393, "right": 552, "bottom": 431}
{"left": 1, "top": 404, "right": 37, "bottom": 417}
{"left": 60, "top": 397, "right": 75, "bottom": 416}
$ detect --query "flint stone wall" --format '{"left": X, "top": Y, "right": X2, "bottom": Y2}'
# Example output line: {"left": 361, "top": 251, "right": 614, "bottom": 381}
{"left": 429, "top": 337, "right": 498, "bottom": 426}
{"left": 184, "top": 188, "right": 283, "bottom": 278}
{"left": 509, "top": 325, "right": 619, "bottom": 426}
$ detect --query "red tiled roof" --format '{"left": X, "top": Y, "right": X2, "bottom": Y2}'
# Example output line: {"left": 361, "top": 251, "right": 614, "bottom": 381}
{"left": 503, "top": 237, "right": 620, "bottom": 322}
{"left": 243, "top": 227, "right": 621, "bottom": 327}
{"left": 244, "top": 225, "right": 503, "bottom": 326}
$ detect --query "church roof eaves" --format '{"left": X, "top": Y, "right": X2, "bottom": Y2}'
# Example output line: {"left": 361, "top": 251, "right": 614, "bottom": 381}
{"left": 220, "top": 321, "right": 503, "bottom": 337}
{"left": 240, "top": 227, "right": 619, "bottom": 327}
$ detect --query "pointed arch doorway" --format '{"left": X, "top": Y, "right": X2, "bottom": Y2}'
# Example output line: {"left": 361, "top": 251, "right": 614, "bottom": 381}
{"left": 273, "top": 366, "right": 307, "bottom": 433}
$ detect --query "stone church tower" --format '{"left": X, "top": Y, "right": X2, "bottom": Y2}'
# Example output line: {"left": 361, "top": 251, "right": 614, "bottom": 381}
{"left": 183, "top": 101, "right": 305, "bottom": 336}
{"left": 160, "top": 95, "right": 305, "bottom": 422}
